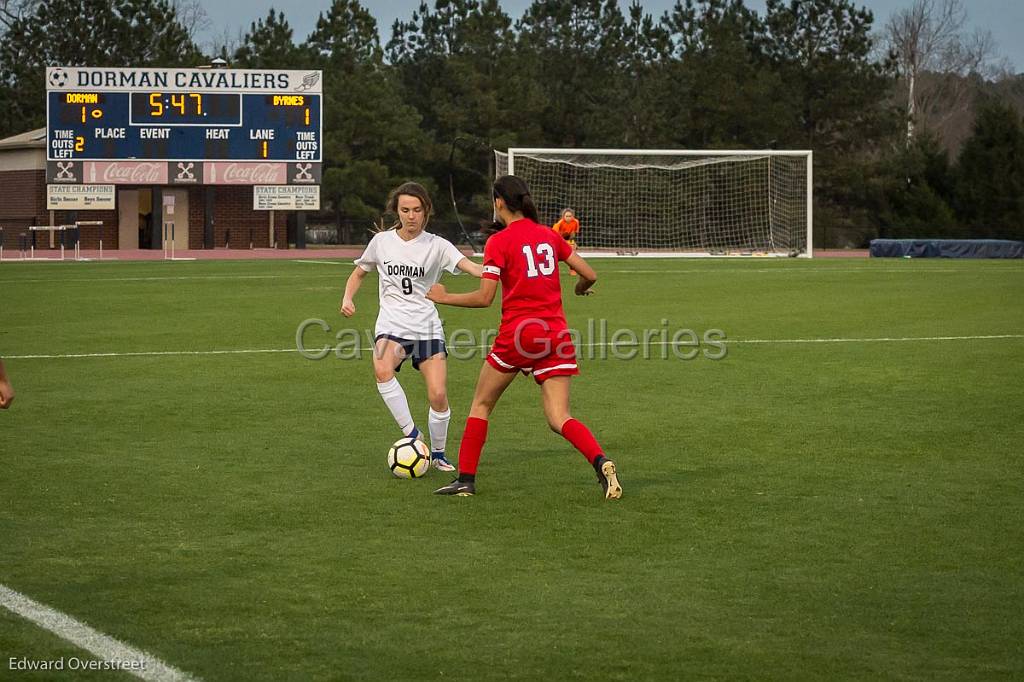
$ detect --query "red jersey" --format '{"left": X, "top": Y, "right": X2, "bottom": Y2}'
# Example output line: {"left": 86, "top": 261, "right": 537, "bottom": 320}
{"left": 482, "top": 218, "right": 574, "bottom": 331}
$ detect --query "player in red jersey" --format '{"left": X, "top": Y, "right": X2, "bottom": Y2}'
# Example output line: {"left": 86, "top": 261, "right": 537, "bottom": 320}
{"left": 426, "top": 175, "right": 622, "bottom": 499}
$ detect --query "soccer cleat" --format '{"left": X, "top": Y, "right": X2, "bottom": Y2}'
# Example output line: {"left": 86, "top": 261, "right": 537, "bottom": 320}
{"left": 434, "top": 479, "right": 475, "bottom": 496}
{"left": 598, "top": 459, "right": 622, "bottom": 500}
{"left": 431, "top": 452, "right": 456, "bottom": 472}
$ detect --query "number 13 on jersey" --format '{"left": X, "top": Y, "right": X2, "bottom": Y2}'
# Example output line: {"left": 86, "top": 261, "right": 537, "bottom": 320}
{"left": 522, "top": 244, "right": 556, "bottom": 277}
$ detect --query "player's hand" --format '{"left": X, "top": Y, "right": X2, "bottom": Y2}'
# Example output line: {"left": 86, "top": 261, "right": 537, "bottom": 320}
{"left": 426, "top": 284, "right": 447, "bottom": 303}
{"left": 574, "top": 282, "right": 595, "bottom": 296}
{"left": 340, "top": 299, "right": 356, "bottom": 317}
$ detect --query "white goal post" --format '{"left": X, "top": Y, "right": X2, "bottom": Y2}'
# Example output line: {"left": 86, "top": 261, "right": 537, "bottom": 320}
{"left": 495, "top": 148, "right": 813, "bottom": 257}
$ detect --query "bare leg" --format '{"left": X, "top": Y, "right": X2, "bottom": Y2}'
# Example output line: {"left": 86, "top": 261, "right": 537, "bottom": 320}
{"left": 417, "top": 354, "right": 449, "bottom": 412}
{"left": 468, "top": 362, "right": 518, "bottom": 420}
{"left": 539, "top": 375, "right": 573, "bottom": 433}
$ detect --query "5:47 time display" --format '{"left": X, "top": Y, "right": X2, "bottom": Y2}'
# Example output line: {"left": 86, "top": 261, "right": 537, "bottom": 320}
{"left": 129, "top": 92, "right": 242, "bottom": 125}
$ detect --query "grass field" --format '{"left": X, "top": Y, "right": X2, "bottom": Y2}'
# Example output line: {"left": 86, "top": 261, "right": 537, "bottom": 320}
{"left": 1, "top": 256, "right": 1023, "bottom": 680}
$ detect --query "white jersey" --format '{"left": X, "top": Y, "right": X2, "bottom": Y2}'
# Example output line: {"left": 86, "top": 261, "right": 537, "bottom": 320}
{"left": 354, "top": 229, "right": 465, "bottom": 340}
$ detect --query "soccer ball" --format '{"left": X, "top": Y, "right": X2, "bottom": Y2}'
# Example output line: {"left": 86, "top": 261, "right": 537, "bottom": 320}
{"left": 387, "top": 437, "right": 430, "bottom": 479}
{"left": 49, "top": 69, "right": 68, "bottom": 88}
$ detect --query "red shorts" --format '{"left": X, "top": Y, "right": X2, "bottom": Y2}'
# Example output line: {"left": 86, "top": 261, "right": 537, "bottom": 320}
{"left": 486, "top": 320, "right": 579, "bottom": 384}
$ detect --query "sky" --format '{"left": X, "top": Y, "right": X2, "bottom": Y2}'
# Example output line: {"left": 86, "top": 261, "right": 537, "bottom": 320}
{"left": 196, "top": 0, "right": 1023, "bottom": 73}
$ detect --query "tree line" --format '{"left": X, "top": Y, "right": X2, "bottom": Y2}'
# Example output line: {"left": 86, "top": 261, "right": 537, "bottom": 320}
{"left": 1, "top": 0, "right": 1021, "bottom": 245}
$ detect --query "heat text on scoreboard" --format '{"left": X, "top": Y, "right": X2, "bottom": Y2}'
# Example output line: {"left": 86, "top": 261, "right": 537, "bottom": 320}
{"left": 45, "top": 67, "right": 322, "bottom": 164}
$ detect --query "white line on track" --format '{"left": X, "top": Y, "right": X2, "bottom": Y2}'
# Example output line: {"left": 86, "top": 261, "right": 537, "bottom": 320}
{"left": 0, "top": 274, "right": 338, "bottom": 284}
{"left": 0, "top": 584, "right": 198, "bottom": 682}
{"left": 6, "top": 335, "right": 1022, "bottom": 360}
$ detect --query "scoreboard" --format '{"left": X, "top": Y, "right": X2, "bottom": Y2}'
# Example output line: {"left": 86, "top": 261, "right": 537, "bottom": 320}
{"left": 45, "top": 66, "right": 322, "bottom": 181}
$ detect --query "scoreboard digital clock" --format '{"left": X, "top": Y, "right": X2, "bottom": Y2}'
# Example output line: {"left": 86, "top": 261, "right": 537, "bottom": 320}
{"left": 46, "top": 67, "right": 322, "bottom": 163}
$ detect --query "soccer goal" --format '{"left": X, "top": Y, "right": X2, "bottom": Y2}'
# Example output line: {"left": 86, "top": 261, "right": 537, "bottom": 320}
{"left": 495, "top": 148, "right": 813, "bottom": 257}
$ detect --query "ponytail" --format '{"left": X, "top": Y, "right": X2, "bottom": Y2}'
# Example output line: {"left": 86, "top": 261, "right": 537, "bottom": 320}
{"left": 520, "top": 194, "right": 540, "bottom": 222}
{"left": 493, "top": 175, "right": 540, "bottom": 222}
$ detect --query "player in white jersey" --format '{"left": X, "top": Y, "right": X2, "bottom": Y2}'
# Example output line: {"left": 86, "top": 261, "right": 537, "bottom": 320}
{"left": 340, "top": 182, "right": 482, "bottom": 471}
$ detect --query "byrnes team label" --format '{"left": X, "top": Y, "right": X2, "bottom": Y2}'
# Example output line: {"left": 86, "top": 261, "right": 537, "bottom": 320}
{"left": 45, "top": 67, "right": 322, "bottom": 163}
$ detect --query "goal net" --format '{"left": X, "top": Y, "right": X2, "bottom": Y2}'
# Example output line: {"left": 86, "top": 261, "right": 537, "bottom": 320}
{"left": 494, "top": 148, "right": 813, "bottom": 257}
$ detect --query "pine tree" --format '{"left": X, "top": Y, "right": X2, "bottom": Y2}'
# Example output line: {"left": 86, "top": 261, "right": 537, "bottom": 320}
{"left": 305, "top": 0, "right": 432, "bottom": 227}
{"left": 955, "top": 98, "right": 1024, "bottom": 239}
{"left": 233, "top": 9, "right": 310, "bottom": 70}
{"left": 0, "top": 0, "right": 201, "bottom": 137}
{"left": 660, "top": 0, "right": 791, "bottom": 148}
{"left": 757, "top": 0, "right": 899, "bottom": 237}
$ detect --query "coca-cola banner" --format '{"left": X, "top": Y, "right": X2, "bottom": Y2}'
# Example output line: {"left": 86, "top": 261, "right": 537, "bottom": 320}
{"left": 203, "top": 162, "right": 287, "bottom": 185}
{"left": 46, "top": 160, "right": 322, "bottom": 186}
{"left": 82, "top": 161, "right": 169, "bottom": 185}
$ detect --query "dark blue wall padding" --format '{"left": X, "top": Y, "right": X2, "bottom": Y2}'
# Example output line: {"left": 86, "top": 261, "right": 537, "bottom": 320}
{"left": 870, "top": 239, "right": 1024, "bottom": 258}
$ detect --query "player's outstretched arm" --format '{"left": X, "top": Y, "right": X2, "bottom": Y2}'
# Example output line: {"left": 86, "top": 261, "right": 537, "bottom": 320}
{"left": 456, "top": 257, "right": 484, "bottom": 278}
{"left": 0, "top": 358, "right": 14, "bottom": 409}
{"left": 566, "top": 253, "right": 597, "bottom": 296}
{"left": 340, "top": 267, "right": 368, "bottom": 317}
{"left": 427, "top": 278, "right": 498, "bottom": 308}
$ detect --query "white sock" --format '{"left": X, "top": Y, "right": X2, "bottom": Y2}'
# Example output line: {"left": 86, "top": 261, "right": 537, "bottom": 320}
{"left": 377, "top": 378, "right": 416, "bottom": 437}
{"left": 428, "top": 407, "right": 451, "bottom": 454}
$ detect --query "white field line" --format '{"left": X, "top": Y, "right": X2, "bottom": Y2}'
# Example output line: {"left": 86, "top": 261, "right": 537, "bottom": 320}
{"left": 0, "top": 584, "right": 198, "bottom": 682}
{"left": 8, "top": 349, "right": 299, "bottom": 359}
{"left": 6, "top": 334, "right": 1023, "bottom": 360}
{"left": 603, "top": 267, "right": 1012, "bottom": 274}
{"left": 0, "top": 274, "right": 339, "bottom": 284}
{"left": 726, "top": 334, "right": 1024, "bottom": 344}
{"left": 2, "top": 265, "right": 1020, "bottom": 284}
{"left": 292, "top": 260, "right": 347, "bottom": 265}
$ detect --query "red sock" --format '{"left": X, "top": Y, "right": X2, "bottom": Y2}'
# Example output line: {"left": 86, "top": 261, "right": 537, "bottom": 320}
{"left": 560, "top": 418, "right": 603, "bottom": 465}
{"left": 457, "top": 417, "right": 489, "bottom": 475}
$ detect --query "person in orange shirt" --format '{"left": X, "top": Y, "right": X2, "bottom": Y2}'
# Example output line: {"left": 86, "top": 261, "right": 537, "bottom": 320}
{"left": 553, "top": 208, "right": 580, "bottom": 274}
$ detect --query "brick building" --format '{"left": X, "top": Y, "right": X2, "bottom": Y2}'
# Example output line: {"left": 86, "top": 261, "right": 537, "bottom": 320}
{"left": 0, "top": 128, "right": 295, "bottom": 253}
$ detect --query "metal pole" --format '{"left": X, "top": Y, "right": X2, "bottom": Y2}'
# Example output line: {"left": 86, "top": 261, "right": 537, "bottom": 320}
{"left": 806, "top": 151, "right": 814, "bottom": 258}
